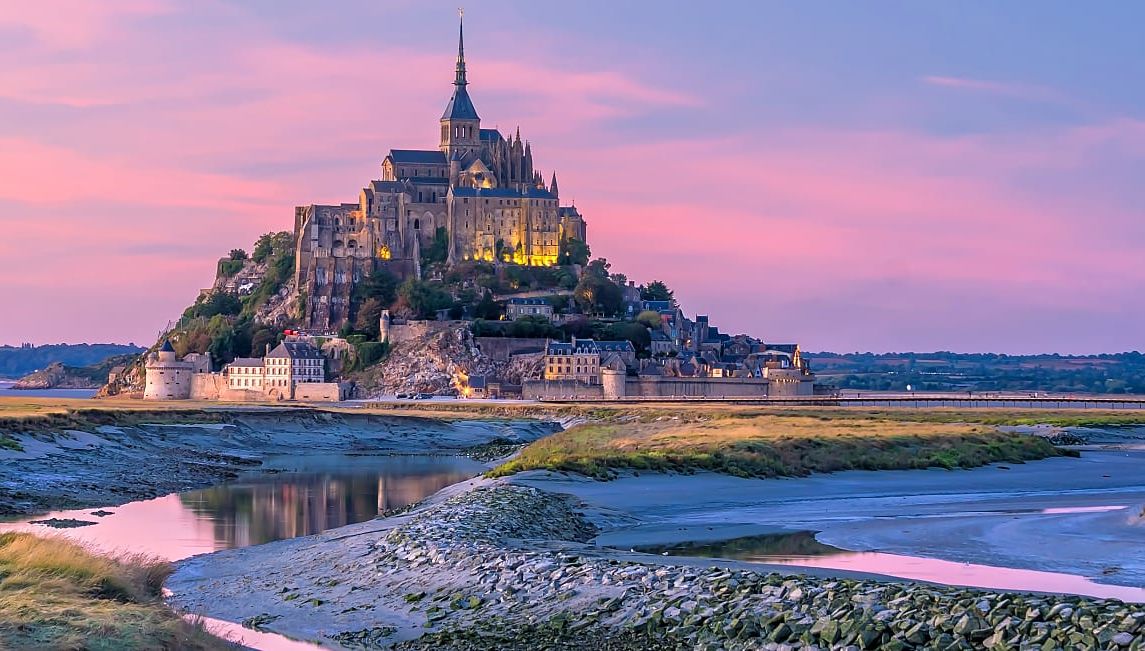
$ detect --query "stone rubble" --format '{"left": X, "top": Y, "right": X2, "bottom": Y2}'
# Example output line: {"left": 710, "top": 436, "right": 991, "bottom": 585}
{"left": 356, "top": 484, "right": 1145, "bottom": 650}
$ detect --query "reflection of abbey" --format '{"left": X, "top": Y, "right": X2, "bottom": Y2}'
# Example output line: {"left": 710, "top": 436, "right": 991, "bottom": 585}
{"left": 294, "top": 16, "right": 587, "bottom": 330}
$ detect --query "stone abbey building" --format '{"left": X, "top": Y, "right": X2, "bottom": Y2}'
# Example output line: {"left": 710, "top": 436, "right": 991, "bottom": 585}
{"left": 294, "top": 16, "right": 587, "bottom": 330}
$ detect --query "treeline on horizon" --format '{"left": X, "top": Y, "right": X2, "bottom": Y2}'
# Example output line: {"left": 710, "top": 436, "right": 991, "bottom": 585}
{"left": 806, "top": 351, "right": 1145, "bottom": 394}
{"left": 0, "top": 343, "right": 145, "bottom": 379}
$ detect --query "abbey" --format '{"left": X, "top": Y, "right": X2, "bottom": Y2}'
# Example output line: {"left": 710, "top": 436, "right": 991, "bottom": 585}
{"left": 294, "top": 16, "right": 587, "bottom": 330}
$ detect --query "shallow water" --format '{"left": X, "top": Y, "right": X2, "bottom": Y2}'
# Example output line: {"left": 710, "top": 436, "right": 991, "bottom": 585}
{"left": 0, "top": 454, "right": 484, "bottom": 561}
{"left": 0, "top": 384, "right": 98, "bottom": 398}
{"left": 641, "top": 531, "right": 1145, "bottom": 602}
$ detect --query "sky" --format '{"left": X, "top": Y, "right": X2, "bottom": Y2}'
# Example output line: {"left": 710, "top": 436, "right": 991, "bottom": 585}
{"left": 1, "top": 1, "right": 1142, "bottom": 354}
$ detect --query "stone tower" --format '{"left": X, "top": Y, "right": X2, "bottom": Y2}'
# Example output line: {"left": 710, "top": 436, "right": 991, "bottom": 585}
{"left": 379, "top": 309, "right": 392, "bottom": 344}
{"left": 143, "top": 340, "right": 193, "bottom": 400}
{"left": 440, "top": 11, "right": 480, "bottom": 161}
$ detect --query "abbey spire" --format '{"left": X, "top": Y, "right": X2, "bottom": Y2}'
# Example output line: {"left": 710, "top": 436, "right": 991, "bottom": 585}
{"left": 440, "top": 9, "right": 480, "bottom": 157}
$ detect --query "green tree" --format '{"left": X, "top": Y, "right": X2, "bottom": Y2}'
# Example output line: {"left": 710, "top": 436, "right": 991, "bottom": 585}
{"left": 421, "top": 226, "right": 450, "bottom": 266}
{"left": 398, "top": 279, "right": 454, "bottom": 319}
{"left": 193, "top": 292, "right": 242, "bottom": 318}
{"left": 351, "top": 268, "right": 398, "bottom": 324}
{"left": 574, "top": 267, "right": 624, "bottom": 317}
{"left": 558, "top": 238, "right": 590, "bottom": 266}
{"left": 250, "top": 327, "right": 280, "bottom": 357}
{"left": 474, "top": 291, "right": 501, "bottom": 320}
{"left": 252, "top": 233, "right": 275, "bottom": 262}
{"left": 641, "top": 280, "right": 675, "bottom": 305}
{"left": 606, "top": 321, "right": 652, "bottom": 354}
{"left": 354, "top": 298, "right": 386, "bottom": 339}
{"left": 635, "top": 310, "right": 662, "bottom": 329}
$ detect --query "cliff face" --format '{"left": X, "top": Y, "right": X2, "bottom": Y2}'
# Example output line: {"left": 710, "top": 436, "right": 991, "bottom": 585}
{"left": 349, "top": 324, "right": 540, "bottom": 398}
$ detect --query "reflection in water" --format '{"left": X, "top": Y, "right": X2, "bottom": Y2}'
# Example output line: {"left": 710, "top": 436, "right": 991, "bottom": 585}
{"left": 639, "top": 533, "right": 1145, "bottom": 603}
{"left": 638, "top": 531, "right": 841, "bottom": 559}
{"left": 180, "top": 457, "right": 479, "bottom": 548}
{"left": 0, "top": 455, "right": 484, "bottom": 561}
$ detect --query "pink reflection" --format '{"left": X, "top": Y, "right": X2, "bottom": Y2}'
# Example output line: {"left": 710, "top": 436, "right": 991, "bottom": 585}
{"left": 0, "top": 494, "right": 221, "bottom": 560}
{"left": 755, "top": 552, "right": 1145, "bottom": 602}
{"left": 193, "top": 615, "right": 322, "bottom": 651}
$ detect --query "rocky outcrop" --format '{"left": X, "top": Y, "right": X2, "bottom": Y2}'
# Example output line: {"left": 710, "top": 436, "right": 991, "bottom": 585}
{"left": 13, "top": 362, "right": 107, "bottom": 389}
{"left": 352, "top": 325, "right": 538, "bottom": 397}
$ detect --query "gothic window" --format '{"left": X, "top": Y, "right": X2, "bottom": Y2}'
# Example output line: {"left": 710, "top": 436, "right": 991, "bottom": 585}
{"left": 414, "top": 219, "right": 421, "bottom": 230}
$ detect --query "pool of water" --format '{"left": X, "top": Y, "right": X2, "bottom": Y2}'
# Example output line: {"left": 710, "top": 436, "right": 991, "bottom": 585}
{"left": 0, "top": 454, "right": 485, "bottom": 561}
{"left": 639, "top": 532, "right": 1145, "bottom": 603}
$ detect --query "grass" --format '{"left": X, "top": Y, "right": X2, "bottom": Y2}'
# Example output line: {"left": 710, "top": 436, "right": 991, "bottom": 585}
{"left": 487, "top": 413, "right": 1069, "bottom": 480}
{"left": 0, "top": 532, "right": 230, "bottom": 650}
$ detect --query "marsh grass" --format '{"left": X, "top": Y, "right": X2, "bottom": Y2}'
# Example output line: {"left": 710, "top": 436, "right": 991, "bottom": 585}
{"left": 0, "top": 532, "right": 231, "bottom": 650}
{"left": 488, "top": 415, "right": 1066, "bottom": 480}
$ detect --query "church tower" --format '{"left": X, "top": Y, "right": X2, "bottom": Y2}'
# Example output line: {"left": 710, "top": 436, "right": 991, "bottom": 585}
{"left": 440, "top": 11, "right": 480, "bottom": 161}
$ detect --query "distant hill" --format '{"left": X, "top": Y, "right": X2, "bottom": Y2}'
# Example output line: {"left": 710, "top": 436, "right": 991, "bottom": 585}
{"left": 0, "top": 344, "right": 145, "bottom": 379}
{"left": 806, "top": 351, "right": 1145, "bottom": 394}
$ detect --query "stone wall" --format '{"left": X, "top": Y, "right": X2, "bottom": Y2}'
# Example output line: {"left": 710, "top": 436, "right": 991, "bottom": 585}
{"left": 627, "top": 376, "right": 769, "bottom": 398}
{"left": 523, "top": 375, "right": 814, "bottom": 400}
{"left": 293, "top": 382, "right": 349, "bottom": 402}
{"left": 522, "top": 379, "right": 604, "bottom": 400}
{"left": 386, "top": 320, "right": 467, "bottom": 345}
{"left": 474, "top": 337, "right": 549, "bottom": 362}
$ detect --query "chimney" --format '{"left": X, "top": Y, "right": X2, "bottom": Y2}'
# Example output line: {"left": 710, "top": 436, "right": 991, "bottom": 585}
{"left": 265, "top": 343, "right": 271, "bottom": 356}
{"left": 571, "top": 336, "right": 577, "bottom": 350}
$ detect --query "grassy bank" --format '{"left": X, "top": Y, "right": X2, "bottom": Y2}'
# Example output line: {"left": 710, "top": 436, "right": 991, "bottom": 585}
{"left": 0, "top": 533, "right": 228, "bottom": 650}
{"left": 488, "top": 413, "right": 1068, "bottom": 480}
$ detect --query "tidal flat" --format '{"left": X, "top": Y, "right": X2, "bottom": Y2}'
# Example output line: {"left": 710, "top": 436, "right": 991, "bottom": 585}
{"left": 5, "top": 399, "right": 1145, "bottom": 649}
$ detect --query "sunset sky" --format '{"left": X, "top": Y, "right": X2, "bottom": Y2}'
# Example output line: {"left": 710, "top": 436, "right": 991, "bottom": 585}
{"left": 2, "top": 2, "right": 1142, "bottom": 353}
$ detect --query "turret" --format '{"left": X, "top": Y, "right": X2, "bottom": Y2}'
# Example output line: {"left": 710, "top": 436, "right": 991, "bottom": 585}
{"left": 550, "top": 172, "right": 559, "bottom": 198}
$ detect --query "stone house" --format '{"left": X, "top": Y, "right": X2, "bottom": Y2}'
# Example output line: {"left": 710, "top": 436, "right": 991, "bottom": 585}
{"left": 505, "top": 297, "right": 553, "bottom": 320}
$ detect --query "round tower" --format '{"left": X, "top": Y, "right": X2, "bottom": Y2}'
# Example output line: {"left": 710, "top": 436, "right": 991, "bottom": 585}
{"left": 143, "top": 341, "right": 193, "bottom": 400}
{"left": 379, "top": 309, "right": 392, "bottom": 344}
{"left": 602, "top": 368, "right": 626, "bottom": 400}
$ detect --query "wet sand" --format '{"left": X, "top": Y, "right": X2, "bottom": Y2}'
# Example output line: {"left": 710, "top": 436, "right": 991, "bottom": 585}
{"left": 510, "top": 444, "right": 1145, "bottom": 588}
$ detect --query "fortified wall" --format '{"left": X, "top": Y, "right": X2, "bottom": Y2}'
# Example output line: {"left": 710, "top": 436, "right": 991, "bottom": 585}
{"left": 473, "top": 337, "right": 549, "bottom": 362}
{"left": 522, "top": 375, "right": 814, "bottom": 400}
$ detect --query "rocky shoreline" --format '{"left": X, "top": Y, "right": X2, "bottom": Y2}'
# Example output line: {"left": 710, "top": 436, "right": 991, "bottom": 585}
{"left": 169, "top": 480, "right": 1145, "bottom": 650}
{"left": 0, "top": 411, "right": 558, "bottom": 515}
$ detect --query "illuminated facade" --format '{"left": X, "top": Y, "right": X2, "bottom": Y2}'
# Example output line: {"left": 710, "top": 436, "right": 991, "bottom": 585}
{"left": 294, "top": 14, "right": 586, "bottom": 329}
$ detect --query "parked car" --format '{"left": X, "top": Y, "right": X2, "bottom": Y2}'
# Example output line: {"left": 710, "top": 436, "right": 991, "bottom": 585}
{"left": 414, "top": 393, "right": 434, "bottom": 400}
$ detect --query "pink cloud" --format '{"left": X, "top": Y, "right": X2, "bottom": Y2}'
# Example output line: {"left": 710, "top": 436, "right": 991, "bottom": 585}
{"left": 0, "top": 1, "right": 171, "bottom": 49}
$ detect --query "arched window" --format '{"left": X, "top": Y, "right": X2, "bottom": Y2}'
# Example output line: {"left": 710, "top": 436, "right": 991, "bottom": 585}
{"left": 413, "top": 219, "right": 421, "bottom": 230}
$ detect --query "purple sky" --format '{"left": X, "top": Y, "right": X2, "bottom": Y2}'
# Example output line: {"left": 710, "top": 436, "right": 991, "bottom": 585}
{"left": 1, "top": 2, "right": 1142, "bottom": 353}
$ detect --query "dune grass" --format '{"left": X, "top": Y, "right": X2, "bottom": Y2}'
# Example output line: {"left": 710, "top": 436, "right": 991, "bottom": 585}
{"left": 0, "top": 532, "right": 230, "bottom": 650}
{"left": 488, "top": 414, "right": 1068, "bottom": 480}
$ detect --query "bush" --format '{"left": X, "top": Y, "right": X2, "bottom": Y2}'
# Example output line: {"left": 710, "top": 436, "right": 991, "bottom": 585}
{"left": 355, "top": 341, "right": 388, "bottom": 368}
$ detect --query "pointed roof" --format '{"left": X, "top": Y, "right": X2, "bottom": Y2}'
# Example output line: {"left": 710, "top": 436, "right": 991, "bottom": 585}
{"left": 442, "top": 12, "right": 480, "bottom": 121}
{"left": 550, "top": 172, "right": 559, "bottom": 197}
{"left": 159, "top": 340, "right": 175, "bottom": 353}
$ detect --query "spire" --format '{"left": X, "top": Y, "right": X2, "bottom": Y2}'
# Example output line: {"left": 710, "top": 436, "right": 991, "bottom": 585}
{"left": 454, "top": 8, "right": 467, "bottom": 87}
{"left": 550, "top": 172, "right": 559, "bottom": 197}
{"left": 441, "top": 8, "right": 479, "bottom": 122}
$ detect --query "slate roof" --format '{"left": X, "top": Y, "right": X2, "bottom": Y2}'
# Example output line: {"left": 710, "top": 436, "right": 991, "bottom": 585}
{"left": 558, "top": 206, "right": 581, "bottom": 217}
{"left": 452, "top": 187, "right": 557, "bottom": 200}
{"left": 442, "top": 86, "right": 480, "bottom": 121}
{"left": 228, "top": 358, "right": 264, "bottom": 368}
{"left": 266, "top": 342, "right": 323, "bottom": 359}
{"left": 369, "top": 180, "right": 406, "bottom": 193}
{"left": 406, "top": 176, "right": 450, "bottom": 185}
{"left": 480, "top": 128, "right": 503, "bottom": 142}
{"left": 467, "top": 375, "right": 487, "bottom": 389}
{"left": 159, "top": 340, "right": 175, "bottom": 353}
{"left": 387, "top": 149, "right": 447, "bottom": 165}
{"left": 596, "top": 340, "right": 635, "bottom": 353}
